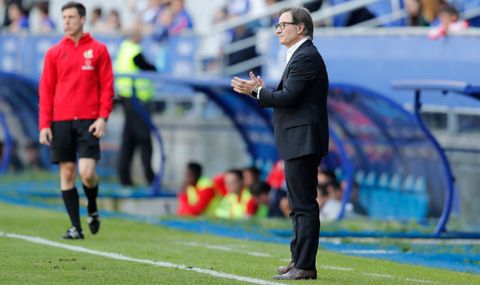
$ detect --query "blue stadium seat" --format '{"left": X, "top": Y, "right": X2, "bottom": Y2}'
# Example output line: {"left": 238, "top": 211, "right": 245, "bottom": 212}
{"left": 389, "top": 173, "right": 402, "bottom": 191}
{"left": 377, "top": 172, "right": 390, "bottom": 190}
{"left": 355, "top": 170, "right": 365, "bottom": 184}
{"left": 402, "top": 174, "right": 415, "bottom": 191}
{"left": 413, "top": 176, "right": 427, "bottom": 193}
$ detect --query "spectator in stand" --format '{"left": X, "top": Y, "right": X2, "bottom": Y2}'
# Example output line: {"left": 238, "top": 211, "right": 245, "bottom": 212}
{"left": 214, "top": 169, "right": 257, "bottom": 219}
{"left": 25, "top": 141, "right": 48, "bottom": 171}
{"left": 404, "top": 0, "right": 422, "bottom": 26}
{"left": 105, "top": 9, "right": 121, "bottom": 32}
{"left": 250, "top": 181, "right": 271, "bottom": 217}
{"left": 152, "top": 0, "right": 193, "bottom": 41}
{"left": 177, "top": 162, "right": 218, "bottom": 216}
{"left": 422, "top": 0, "right": 446, "bottom": 26}
{"left": 404, "top": 0, "right": 446, "bottom": 26}
{"left": 135, "top": 0, "right": 166, "bottom": 34}
{"left": 242, "top": 166, "right": 261, "bottom": 190}
{"left": 88, "top": 6, "right": 104, "bottom": 33}
{"left": 429, "top": 4, "right": 468, "bottom": 39}
{"left": 5, "top": 1, "right": 28, "bottom": 33}
{"left": 266, "top": 160, "right": 289, "bottom": 217}
{"left": 318, "top": 169, "right": 343, "bottom": 221}
{"left": 93, "top": 9, "right": 122, "bottom": 34}
{"left": 30, "top": 1, "right": 55, "bottom": 34}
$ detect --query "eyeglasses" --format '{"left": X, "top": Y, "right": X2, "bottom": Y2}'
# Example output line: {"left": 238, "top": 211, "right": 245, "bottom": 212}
{"left": 274, "top": 22, "right": 297, "bottom": 30}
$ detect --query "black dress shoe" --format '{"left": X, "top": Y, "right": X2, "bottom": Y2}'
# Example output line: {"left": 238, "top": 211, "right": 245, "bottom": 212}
{"left": 277, "top": 261, "right": 295, "bottom": 274}
{"left": 272, "top": 268, "right": 317, "bottom": 280}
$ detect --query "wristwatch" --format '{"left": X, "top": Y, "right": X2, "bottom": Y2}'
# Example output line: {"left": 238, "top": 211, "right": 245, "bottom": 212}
{"left": 251, "top": 86, "right": 261, "bottom": 99}
{"left": 100, "top": 117, "right": 108, "bottom": 122}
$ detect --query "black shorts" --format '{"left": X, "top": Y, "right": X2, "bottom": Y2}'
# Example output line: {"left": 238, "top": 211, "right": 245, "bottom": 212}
{"left": 50, "top": 120, "right": 100, "bottom": 163}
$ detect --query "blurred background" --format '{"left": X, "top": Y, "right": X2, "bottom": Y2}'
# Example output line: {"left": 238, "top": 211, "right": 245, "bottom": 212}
{"left": 1, "top": 0, "right": 480, "bottom": 235}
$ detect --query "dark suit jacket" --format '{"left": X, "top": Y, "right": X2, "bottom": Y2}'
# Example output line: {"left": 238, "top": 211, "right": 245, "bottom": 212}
{"left": 259, "top": 40, "right": 329, "bottom": 160}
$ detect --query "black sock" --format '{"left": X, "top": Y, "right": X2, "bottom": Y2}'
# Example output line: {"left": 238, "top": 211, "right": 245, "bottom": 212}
{"left": 62, "top": 187, "right": 81, "bottom": 231}
{"left": 82, "top": 183, "right": 98, "bottom": 215}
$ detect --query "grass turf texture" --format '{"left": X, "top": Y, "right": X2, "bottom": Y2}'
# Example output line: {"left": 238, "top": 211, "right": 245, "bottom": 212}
{"left": 1, "top": 202, "right": 479, "bottom": 284}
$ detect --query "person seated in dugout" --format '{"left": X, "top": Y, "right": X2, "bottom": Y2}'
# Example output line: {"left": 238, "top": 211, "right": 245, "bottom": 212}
{"left": 214, "top": 168, "right": 257, "bottom": 219}
{"left": 266, "top": 160, "right": 290, "bottom": 218}
{"left": 177, "top": 162, "right": 217, "bottom": 216}
{"left": 318, "top": 169, "right": 343, "bottom": 221}
{"left": 250, "top": 181, "right": 271, "bottom": 218}
{"left": 242, "top": 166, "right": 261, "bottom": 190}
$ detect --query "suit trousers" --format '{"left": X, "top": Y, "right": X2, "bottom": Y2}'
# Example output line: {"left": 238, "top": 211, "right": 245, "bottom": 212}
{"left": 284, "top": 153, "right": 321, "bottom": 270}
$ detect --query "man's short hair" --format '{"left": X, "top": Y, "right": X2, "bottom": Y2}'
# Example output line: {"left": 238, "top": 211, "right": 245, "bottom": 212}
{"left": 243, "top": 166, "right": 260, "bottom": 178}
{"left": 187, "top": 162, "right": 202, "bottom": 177}
{"left": 226, "top": 169, "right": 243, "bottom": 181}
{"left": 61, "top": 1, "right": 86, "bottom": 17}
{"left": 279, "top": 7, "right": 314, "bottom": 38}
{"left": 250, "top": 181, "right": 271, "bottom": 197}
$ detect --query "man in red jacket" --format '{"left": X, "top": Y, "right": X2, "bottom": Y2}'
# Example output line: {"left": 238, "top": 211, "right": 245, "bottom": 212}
{"left": 39, "top": 1, "right": 114, "bottom": 240}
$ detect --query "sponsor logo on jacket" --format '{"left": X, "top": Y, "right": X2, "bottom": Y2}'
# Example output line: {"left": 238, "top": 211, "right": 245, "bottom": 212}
{"left": 82, "top": 49, "right": 94, "bottom": 70}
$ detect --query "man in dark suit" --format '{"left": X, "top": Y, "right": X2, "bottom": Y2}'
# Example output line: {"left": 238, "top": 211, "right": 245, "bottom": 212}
{"left": 231, "top": 7, "right": 329, "bottom": 280}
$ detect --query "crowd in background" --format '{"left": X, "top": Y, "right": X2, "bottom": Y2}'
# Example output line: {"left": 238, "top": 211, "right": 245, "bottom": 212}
{"left": 0, "top": 0, "right": 474, "bottom": 76}
{"left": 177, "top": 161, "right": 368, "bottom": 221}
{"left": 0, "top": 1, "right": 474, "bottom": 36}
{"left": 0, "top": 0, "right": 194, "bottom": 37}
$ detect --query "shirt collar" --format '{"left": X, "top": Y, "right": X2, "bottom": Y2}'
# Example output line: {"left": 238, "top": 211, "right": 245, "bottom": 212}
{"left": 286, "top": 37, "right": 309, "bottom": 64}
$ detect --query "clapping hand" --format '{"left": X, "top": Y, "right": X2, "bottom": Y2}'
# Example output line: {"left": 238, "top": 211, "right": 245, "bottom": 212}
{"left": 231, "top": 71, "right": 264, "bottom": 96}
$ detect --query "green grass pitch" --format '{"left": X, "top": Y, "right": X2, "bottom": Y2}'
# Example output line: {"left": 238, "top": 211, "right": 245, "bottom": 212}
{"left": 1, "top": 202, "right": 479, "bottom": 285}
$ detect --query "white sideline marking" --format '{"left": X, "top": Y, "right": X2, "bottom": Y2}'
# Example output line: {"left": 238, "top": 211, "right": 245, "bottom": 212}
{"left": 177, "top": 241, "right": 272, "bottom": 257}
{"left": 340, "top": 249, "right": 398, "bottom": 255}
{"left": 363, "top": 273, "right": 394, "bottom": 278}
{"left": 0, "top": 231, "right": 286, "bottom": 285}
{"left": 406, "top": 278, "right": 436, "bottom": 284}
{"left": 319, "top": 265, "right": 353, "bottom": 271}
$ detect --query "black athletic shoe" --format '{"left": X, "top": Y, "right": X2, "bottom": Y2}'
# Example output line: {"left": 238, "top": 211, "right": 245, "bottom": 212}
{"left": 87, "top": 213, "right": 100, "bottom": 234}
{"left": 62, "top": 227, "right": 84, "bottom": 240}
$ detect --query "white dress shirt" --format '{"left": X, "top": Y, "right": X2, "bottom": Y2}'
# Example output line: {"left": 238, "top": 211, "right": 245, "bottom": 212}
{"left": 286, "top": 37, "right": 309, "bottom": 64}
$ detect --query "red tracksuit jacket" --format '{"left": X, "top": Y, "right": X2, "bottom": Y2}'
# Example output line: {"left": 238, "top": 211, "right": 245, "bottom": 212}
{"left": 39, "top": 33, "right": 114, "bottom": 130}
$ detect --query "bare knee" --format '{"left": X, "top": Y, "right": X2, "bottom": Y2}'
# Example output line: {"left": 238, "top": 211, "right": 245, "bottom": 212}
{"left": 78, "top": 159, "right": 98, "bottom": 187}
{"left": 60, "top": 162, "right": 76, "bottom": 189}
